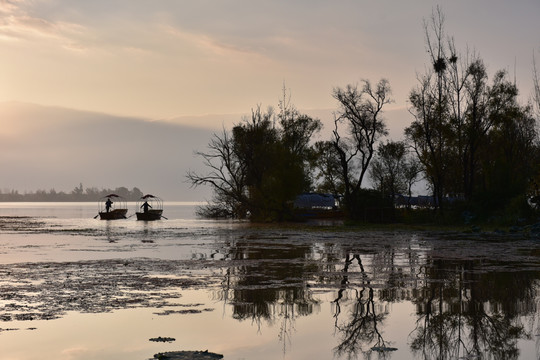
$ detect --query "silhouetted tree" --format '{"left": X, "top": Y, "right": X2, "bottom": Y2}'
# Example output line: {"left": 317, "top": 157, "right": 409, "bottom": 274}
{"left": 406, "top": 7, "right": 452, "bottom": 212}
{"left": 369, "top": 140, "right": 407, "bottom": 201}
{"left": 406, "top": 7, "right": 539, "bottom": 218}
{"left": 477, "top": 79, "right": 537, "bottom": 208}
{"left": 312, "top": 140, "right": 346, "bottom": 195}
{"left": 331, "top": 78, "right": 392, "bottom": 219}
{"left": 188, "top": 91, "right": 321, "bottom": 221}
{"left": 533, "top": 52, "right": 540, "bottom": 118}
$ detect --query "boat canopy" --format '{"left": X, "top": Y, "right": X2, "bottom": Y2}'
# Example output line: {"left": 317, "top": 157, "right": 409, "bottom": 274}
{"left": 136, "top": 194, "right": 163, "bottom": 211}
{"left": 98, "top": 194, "right": 127, "bottom": 213}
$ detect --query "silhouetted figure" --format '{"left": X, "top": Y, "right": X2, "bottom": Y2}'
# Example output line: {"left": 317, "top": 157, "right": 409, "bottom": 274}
{"left": 105, "top": 198, "right": 113, "bottom": 212}
{"left": 141, "top": 201, "right": 152, "bottom": 213}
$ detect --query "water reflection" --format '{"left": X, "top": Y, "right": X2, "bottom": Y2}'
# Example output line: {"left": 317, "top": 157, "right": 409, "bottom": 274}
{"left": 213, "top": 236, "right": 321, "bottom": 354}
{"left": 332, "top": 254, "right": 392, "bottom": 359}
{"left": 1, "top": 210, "right": 539, "bottom": 360}
{"left": 410, "top": 259, "right": 537, "bottom": 360}
{"left": 210, "top": 231, "right": 539, "bottom": 360}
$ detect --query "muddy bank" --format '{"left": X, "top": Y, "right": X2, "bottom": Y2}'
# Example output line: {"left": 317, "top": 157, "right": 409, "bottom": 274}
{"left": 0, "top": 258, "right": 220, "bottom": 328}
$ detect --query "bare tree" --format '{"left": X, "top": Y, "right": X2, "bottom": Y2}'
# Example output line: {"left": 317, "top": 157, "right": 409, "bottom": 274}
{"left": 533, "top": 51, "right": 540, "bottom": 118}
{"left": 406, "top": 6, "right": 458, "bottom": 210}
{"left": 332, "top": 78, "right": 392, "bottom": 218}
{"left": 187, "top": 128, "right": 249, "bottom": 218}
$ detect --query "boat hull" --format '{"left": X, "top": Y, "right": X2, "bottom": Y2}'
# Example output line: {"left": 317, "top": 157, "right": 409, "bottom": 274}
{"left": 136, "top": 210, "right": 163, "bottom": 221}
{"left": 99, "top": 209, "right": 128, "bottom": 220}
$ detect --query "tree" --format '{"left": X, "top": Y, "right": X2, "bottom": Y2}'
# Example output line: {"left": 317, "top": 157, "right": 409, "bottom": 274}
{"left": 403, "top": 157, "right": 422, "bottom": 208}
{"left": 187, "top": 128, "right": 249, "bottom": 218}
{"left": 369, "top": 140, "right": 407, "bottom": 201}
{"left": 331, "top": 78, "right": 392, "bottom": 219}
{"left": 187, "top": 93, "right": 321, "bottom": 221}
{"left": 72, "top": 183, "right": 83, "bottom": 195}
{"left": 406, "top": 7, "right": 453, "bottom": 212}
{"left": 312, "top": 140, "right": 345, "bottom": 196}
{"left": 406, "top": 71, "right": 451, "bottom": 211}
{"left": 533, "top": 51, "right": 540, "bottom": 119}
{"left": 477, "top": 77, "right": 538, "bottom": 208}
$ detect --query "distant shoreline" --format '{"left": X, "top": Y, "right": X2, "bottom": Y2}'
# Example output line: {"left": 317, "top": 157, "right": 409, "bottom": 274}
{"left": 0, "top": 200, "right": 204, "bottom": 204}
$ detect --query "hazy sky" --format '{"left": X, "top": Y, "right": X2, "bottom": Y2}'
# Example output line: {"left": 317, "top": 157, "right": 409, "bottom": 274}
{"left": 1, "top": 1, "right": 539, "bottom": 123}
{"left": 1, "top": 1, "right": 539, "bottom": 200}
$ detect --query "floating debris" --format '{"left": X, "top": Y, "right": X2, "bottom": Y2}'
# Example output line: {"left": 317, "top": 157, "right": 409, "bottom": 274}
{"left": 153, "top": 308, "right": 214, "bottom": 316}
{"left": 458, "top": 355, "right": 481, "bottom": 360}
{"left": 149, "top": 336, "right": 176, "bottom": 343}
{"left": 0, "top": 328, "right": 19, "bottom": 332}
{"left": 371, "top": 346, "right": 398, "bottom": 352}
{"left": 153, "top": 350, "right": 223, "bottom": 359}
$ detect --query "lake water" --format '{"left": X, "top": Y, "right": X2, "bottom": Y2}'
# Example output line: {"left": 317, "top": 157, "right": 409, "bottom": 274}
{"left": 0, "top": 202, "right": 539, "bottom": 360}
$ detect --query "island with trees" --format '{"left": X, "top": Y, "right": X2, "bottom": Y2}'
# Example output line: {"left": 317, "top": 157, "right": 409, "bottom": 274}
{"left": 0, "top": 184, "right": 144, "bottom": 202}
{"left": 188, "top": 8, "right": 540, "bottom": 226}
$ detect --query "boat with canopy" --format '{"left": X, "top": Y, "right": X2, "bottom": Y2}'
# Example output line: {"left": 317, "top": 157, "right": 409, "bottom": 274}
{"left": 135, "top": 194, "right": 164, "bottom": 220}
{"left": 96, "top": 194, "right": 128, "bottom": 220}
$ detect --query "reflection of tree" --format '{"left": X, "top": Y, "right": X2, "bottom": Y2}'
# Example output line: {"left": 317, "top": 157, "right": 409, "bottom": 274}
{"left": 333, "top": 253, "right": 391, "bottom": 359}
{"left": 410, "top": 259, "right": 535, "bottom": 360}
{"left": 209, "top": 232, "right": 538, "bottom": 359}
{"left": 536, "top": 282, "right": 540, "bottom": 358}
{"left": 213, "top": 238, "right": 320, "bottom": 354}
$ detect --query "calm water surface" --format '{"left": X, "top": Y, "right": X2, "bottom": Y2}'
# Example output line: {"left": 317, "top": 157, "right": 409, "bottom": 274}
{"left": 0, "top": 202, "right": 539, "bottom": 360}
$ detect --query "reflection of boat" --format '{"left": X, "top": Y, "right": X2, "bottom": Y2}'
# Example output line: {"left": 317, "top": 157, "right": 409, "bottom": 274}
{"left": 136, "top": 194, "right": 164, "bottom": 221}
{"left": 97, "top": 194, "right": 128, "bottom": 220}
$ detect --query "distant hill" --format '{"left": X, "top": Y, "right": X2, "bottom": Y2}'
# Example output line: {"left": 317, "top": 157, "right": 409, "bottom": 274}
{"left": 0, "top": 102, "right": 215, "bottom": 201}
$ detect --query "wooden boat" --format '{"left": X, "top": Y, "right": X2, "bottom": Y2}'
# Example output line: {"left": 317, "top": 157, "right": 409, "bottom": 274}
{"left": 135, "top": 194, "right": 164, "bottom": 221}
{"left": 97, "top": 194, "right": 128, "bottom": 220}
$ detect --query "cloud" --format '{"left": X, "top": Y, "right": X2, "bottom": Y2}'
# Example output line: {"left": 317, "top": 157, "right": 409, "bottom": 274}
{"left": 0, "top": 0, "right": 87, "bottom": 50}
{"left": 0, "top": 0, "right": 24, "bottom": 15}
{"left": 161, "top": 24, "right": 272, "bottom": 63}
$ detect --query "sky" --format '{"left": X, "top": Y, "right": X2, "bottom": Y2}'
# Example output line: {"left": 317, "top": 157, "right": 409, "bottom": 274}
{"left": 1, "top": 1, "right": 540, "bottom": 199}
{"left": 2, "top": 1, "right": 539, "bottom": 121}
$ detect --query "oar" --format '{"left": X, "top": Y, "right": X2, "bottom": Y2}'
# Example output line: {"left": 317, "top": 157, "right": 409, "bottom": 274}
{"left": 94, "top": 214, "right": 100, "bottom": 219}
{"left": 127, "top": 214, "right": 135, "bottom": 219}
{"left": 160, "top": 215, "right": 168, "bottom": 220}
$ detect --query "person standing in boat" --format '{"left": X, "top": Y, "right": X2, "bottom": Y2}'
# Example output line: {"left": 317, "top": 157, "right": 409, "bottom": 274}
{"left": 141, "top": 200, "right": 152, "bottom": 213}
{"left": 105, "top": 198, "right": 113, "bottom": 212}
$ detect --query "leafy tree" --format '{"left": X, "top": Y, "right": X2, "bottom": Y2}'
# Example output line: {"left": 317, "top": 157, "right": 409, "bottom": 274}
{"left": 403, "top": 157, "right": 422, "bottom": 208}
{"left": 188, "top": 94, "right": 321, "bottom": 221}
{"left": 406, "top": 70, "right": 451, "bottom": 211}
{"left": 477, "top": 80, "right": 538, "bottom": 208}
{"left": 459, "top": 58, "right": 490, "bottom": 199}
{"left": 406, "top": 7, "right": 539, "bottom": 218}
{"left": 369, "top": 140, "right": 407, "bottom": 201}
{"left": 331, "top": 78, "right": 392, "bottom": 219}
{"left": 312, "top": 140, "right": 345, "bottom": 196}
